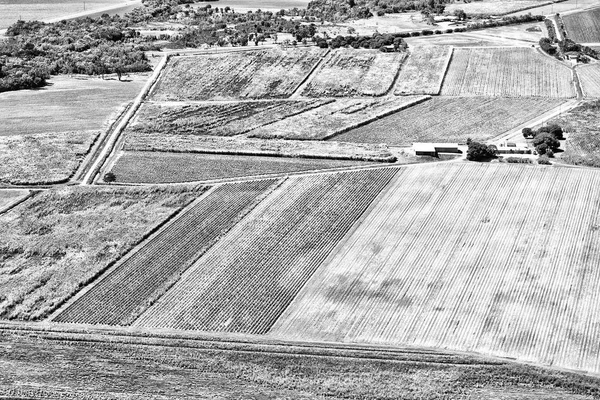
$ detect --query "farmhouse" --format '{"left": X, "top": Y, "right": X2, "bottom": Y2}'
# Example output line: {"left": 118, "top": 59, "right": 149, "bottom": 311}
{"left": 413, "top": 143, "right": 437, "bottom": 156}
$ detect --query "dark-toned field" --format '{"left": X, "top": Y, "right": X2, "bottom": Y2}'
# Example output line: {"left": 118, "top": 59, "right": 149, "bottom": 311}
{"left": 562, "top": 8, "right": 600, "bottom": 43}
{"left": 110, "top": 151, "right": 372, "bottom": 183}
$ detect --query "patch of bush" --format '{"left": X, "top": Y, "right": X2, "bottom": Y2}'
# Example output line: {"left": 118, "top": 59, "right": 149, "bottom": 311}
{"left": 467, "top": 140, "right": 497, "bottom": 161}
{"left": 505, "top": 157, "right": 531, "bottom": 164}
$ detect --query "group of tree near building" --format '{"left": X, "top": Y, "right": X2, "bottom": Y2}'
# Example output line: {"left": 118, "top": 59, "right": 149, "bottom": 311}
{"left": 522, "top": 125, "right": 563, "bottom": 157}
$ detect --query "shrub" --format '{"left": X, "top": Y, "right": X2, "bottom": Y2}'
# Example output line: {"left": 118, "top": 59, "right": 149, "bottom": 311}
{"left": 537, "top": 124, "right": 564, "bottom": 140}
{"left": 467, "top": 141, "right": 496, "bottom": 161}
{"left": 522, "top": 127, "right": 534, "bottom": 138}
{"left": 533, "top": 132, "right": 560, "bottom": 152}
{"left": 505, "top": 157, "right": 531, "bottom": 164}
{"left": 411, "top": 31, "right": 421, "bottom": 37}
{"left": 538, "top": 157, "right": 552, "bottom": 165}
{"left": 103, "top": 172, "right": 116, "bottom": 182}
{"left": 445, "top": 28, "right": 454, "bottom": 34}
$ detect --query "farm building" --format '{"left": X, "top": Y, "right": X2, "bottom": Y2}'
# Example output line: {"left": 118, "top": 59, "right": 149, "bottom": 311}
{"left": 413, "top": 143, "right": 437, "bottom": 156}
{"left": 431, "top": 143, "right": 460, "bottom": 153}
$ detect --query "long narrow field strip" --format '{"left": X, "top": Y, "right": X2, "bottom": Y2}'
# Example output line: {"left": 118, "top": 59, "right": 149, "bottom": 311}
{"left": 394, "top": 46, "right": 452, "bottom": 95}
{"left": 440, "top": 47, "right": 575, "bottom": 97}
{"left": 562, "top": 8, "right": 600, "bottom": 43}
{"left": 302, "top": 49, "right": 406, "bottom": 97}
{"left": 53, "top": 180, "right": 277, "bottom": 326}
{"left": 150, "top": 48, "right": 326, "bottom": 101}
{"left": 110, "top": 152, "right": 373, "bottom": 183}
{"left": 247, "top": 96, "right": 429, "bottom": 140}
{"left": 127, "top": 99, "right": 330, "bottom": 138}
{"left": 577, "top": 64, "right": 600, "bottom": 98}
{"left": 333, "top": 97, "right": 565, "bottom": 145}
{"left": 271, "top": 163, "right": 600, "bottom": 374}
{"left": 133, "top": 168, "right": 398, "bottom": 333}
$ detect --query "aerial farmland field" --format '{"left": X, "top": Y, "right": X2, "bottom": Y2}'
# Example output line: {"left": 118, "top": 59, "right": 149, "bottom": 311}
{"left": 302, "top": 49, "right": 406, "bottom": 97}
{"left": 150, "top": 48, "right": 326, "bottom": 101}
{"left": 0, "top": 131, "right": 99, "bottom": 185}
{"left": 271, "top": 163, "right": 600, "bottom": 373}
{"left": 127, "top": 99, "right": 330, "bottom": 137}
{"left": 109, "top": 152, "right": 374, "bottom": 183}
{"left": 333, "top": 97, "right": 565, "bottom": 145}
{"left": 247, "top": 96, "right": 429, "bottom": 140}
{"left": 0, "top": 185, "right": 204, "bottom": 320}
{"left": 0, "top": 190, "right": 29, "bottom": 211}
{"left": 561, "top": 8, "right": 600, "bottom": 43}
{"left": 133, "top": 168, "right": 398, "bottom": 333}
{"left": 445, "top": 0, "right": 552, "bottom": 15}
{"left": 577, "top": 64, "right": 600, "bottom": 98}
{"left": 394, "top": 46, "right": 452, "bottom": 95}
{"left": 440, "top": 47, "right": 575, "bottom": 97}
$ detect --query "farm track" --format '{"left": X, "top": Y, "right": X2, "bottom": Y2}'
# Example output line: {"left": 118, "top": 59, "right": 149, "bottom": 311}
{"left": 52, "top": 179, "right": 279, "bottom": 326}
{"left": 132, "top": 168, "right": 399, "bottom": 333}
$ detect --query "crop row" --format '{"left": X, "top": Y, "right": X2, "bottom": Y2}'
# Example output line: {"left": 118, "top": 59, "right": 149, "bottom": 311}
{"left": 271, "top": 163, "right": 600, "bottom": 373}
{"left": 441, "top": 47, "right": 575, "bottom": 98}
{"left": 562, "top": 8, "right": 600, "bottom": 44}
{"left": 151, "top": 48, "right": 326, "bottom": 101}
{"left": 53, "top": 179, "right": 278, "bottom": 326}
{"left": 132, "top": 168, "right": 399, "bottom": 334}
{"left": 577, "top": 64, "right": 600, "bottom": 98}
{"left": 394, "top": 46, "right": 452, "bottom": 95}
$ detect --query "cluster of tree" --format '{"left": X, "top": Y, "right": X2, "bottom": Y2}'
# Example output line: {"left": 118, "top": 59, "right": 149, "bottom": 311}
{"left": 522, "top": 124, "right": 563, "bottom": 157}
{"left": 466, "top": 139, "right": 497, "bottom": 161}
{"left": 305, "top": 0, "right": 449, "bottom": 21}
{"left": 0, "top": 57, "right": 49, "bottom": 92}
{"left": 317, "top": 32, "right": 407, "bottom": 50}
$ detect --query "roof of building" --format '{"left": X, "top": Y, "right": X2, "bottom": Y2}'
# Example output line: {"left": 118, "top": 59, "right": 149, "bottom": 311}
{"left": 413, "top": 143, "right": 437, "bottom": 152}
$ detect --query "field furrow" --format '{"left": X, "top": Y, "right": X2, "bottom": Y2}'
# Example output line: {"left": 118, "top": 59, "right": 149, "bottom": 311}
{"left": 577, "top": 64, "right": 600, "bottom": 98}
{"left": 133, "top": 168, "right": 398, "bottom": 334}
{"left": 53, "top": 179, "right": 277, "bottom": 326}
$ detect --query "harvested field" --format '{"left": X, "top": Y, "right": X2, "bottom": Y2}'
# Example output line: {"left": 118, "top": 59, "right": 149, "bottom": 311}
{"left": 123, "top": 135, "right": 396, "bottom": 162}
{"left": 150, "top": 48, "right": 325, "bottom": 101}
{"left": 0, "top": 190, "right": 29, "bottom": 211}
{"left": 110, "top": 152, "right": 373, "bottom": 183}
{"left": 1, "top": 328, "right": 598, "bottom": 400}
{"left": 302, "top": 49, "right": 406, "bottom": 97}
{"left": 562, "top": 8, "right": 600, "bottom": 43}
{"left": 445, "top": 0, "right": 552, "bottom": 15}
{"left": 133, "top": 168, "right": 398, "bottom": 333}
{"left": 334, "top": 97, "right": 565, "bottom": 145}
{"left": 548, "top": 101, "right": 600, "bottom": 168}
{"left": 0, "top": 185, "right": 204, "bottom": 320}
{"left": 247, "top": 96, "right": 429, "bottom": 140}
{"left": 271, "top": 163, "right": 600, "bottom": 374}
{"left": 0, "top": 75, "right": 147, "bottom": 136}
{"left": 577, "top": 64, "right": 600, "bottom": 98}
{"left": 128, "top": 99, "right": 329, "bottom": 137}
{"left": 440, "top": 47, "right": 575, "bottom": 97}
{"left": 54, "top": 180, "right": 277, "bottom": 326}
{"left": 0, "top": 131, "right": 99, "bottom": 185}
{"left": 394, "top": 46, "right": 452, "bottom": 95}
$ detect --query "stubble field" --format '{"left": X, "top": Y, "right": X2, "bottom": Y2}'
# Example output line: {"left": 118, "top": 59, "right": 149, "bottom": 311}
{"left": 394, "top": 45, "right": 452, "bottom": 95}
{"left": 440, "top": 47, "right": 575, "bottom": 97}
{"left": 271, "top": 163, "right": 600, "bottom": 374}
{"left": 577, "top": 64, "right": 600, "bottom": 98}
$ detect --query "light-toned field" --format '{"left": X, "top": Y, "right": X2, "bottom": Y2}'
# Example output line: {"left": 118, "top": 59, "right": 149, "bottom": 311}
{"left": 110, "top": 152, "right": 373, "bottom": 183}
{"left": 441, "top": 47, "right": 575, "bottom": 97}
{"left": 123, "top": 135, "right": 396, "bottom": 162}
{"left": 271, "top": 163, "right": 600, "bottom": 374}
{"left": 128, "top": 99, "right": 329, "bottom": 137}
{"left": 445, "top": 0, "right": 552, "bottom": 15}
{"left": 0, "top": 75, "right": 147, "bottom": 136}
{"left": 0, "top": 185, "right": 204, "bottom": 320}
{"left": 150, "top": 48, "right": 326, "bottom": 101}
{"left": 394, "top": 46, "right": 452, "bottom": 95}
{"left": 507, "top": 0, "right": 599, "bottom": 16}
{"left": 562, "top": 8, "right": 600, "bottom": 43}
{"left": 54, "top": 180, "right": 277, "bottom": 326}
{"left": 0, "top": 190, "right": 29, "bottom": 211}
{"left": 247, "top": 96, "right": 429, "bottom": 140}
{"left": 334, "top": 97, "right": 565, "bottom": 145}
{"left": 0, "top": 131, "right": 98, "bottom": 185}
{"left": 302, "top": 49, "right": 406, "bottom": 97}
{"left": 577, "top": 64, "right": 600, "bottom": 98}
{"left": 133, "top": 168, "right": 398, "bottom": 333}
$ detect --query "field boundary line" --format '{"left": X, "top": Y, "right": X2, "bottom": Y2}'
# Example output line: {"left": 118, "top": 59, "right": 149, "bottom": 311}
{"left": 435, "top": 46, "right": 454, "bottom": 95}
{"left": 383, "top": 51, "right": 409, "bottom": 97}
{"left": 0, "top": 190, "right": 36, "bottom": 216}
{"left": 46, "top": 185, "right": 214, "bottom": 322}
{"left": 290, "top": 48, "right": 331, "bottom": 99}
{"left": 81, "top": 55, "right": 169, "bottom": 185}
